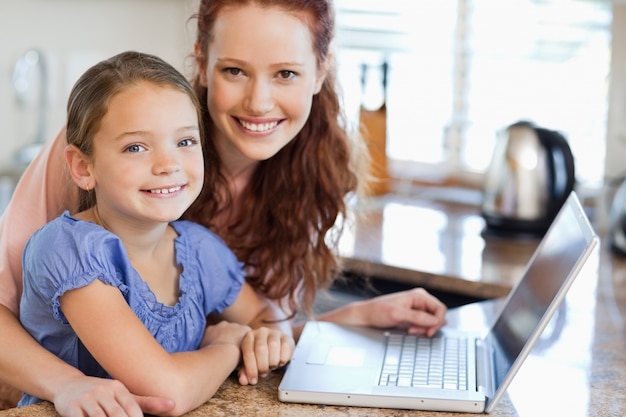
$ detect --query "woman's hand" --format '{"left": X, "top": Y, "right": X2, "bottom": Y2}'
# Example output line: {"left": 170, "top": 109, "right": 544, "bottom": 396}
{"left": 319, "top": 288, "right": 448, "bottom": 337}
{"left": 53, "top": 376, "right": 175, "bottom": 417}
{"left": 237, "top": 327, "right": 295, "bottom": 386}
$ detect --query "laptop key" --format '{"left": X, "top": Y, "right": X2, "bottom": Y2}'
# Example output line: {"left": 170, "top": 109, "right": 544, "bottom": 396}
{"left": 398, "top": 377, "right": 412, "bottom": 387}
{"left": 379, "top": 333, "right": 469, "bottom": 390}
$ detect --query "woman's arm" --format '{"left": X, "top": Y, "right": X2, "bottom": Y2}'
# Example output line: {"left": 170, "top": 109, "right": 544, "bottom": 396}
{"left": 0, "top": 305, "right": 173, "bottom": 416}
{"left": 60, "top": 279, "right": 247, "bottom": 417}
{"left": 297, "top": 287, "right": 448, "bottom": 339}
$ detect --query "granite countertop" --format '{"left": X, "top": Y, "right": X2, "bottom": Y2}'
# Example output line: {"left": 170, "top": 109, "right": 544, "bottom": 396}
{"left": 3, "top": 244, "right": 626, "bottom": 417}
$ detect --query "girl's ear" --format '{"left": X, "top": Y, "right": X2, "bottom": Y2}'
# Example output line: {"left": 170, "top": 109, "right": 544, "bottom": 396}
{"left": 194, "top": 43, "right": 208, "bottom": 87}
{"left": 65, "top": 145, "right": 95, "bottom": 191}
{"left": 313, "top": 53, "right": 332, "bottom": 94}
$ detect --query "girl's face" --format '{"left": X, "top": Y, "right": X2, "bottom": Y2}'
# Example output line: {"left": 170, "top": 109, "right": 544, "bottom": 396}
{"left": 197, "top": 5, "right": 327, "bottom": 171}
{"left": 88, "top": 82, "right": 204, "bottom": 226}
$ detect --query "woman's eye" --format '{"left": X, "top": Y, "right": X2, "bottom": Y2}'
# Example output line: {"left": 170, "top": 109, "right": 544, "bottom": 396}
{"left": 125, "top": 144, "right": 144, "bottom": 153}
{"left": 278, "top": 70, "right": 296, "bottom": 80}
{"left": 224, "top": 67, "right": 243, "bottom": 76}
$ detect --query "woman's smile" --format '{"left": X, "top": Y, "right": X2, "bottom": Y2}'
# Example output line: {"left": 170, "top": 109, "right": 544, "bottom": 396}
{"left": 234, "top": 116, "right": 283, "bottom": 135}
{"left": 237, "top": 118, "right": 280, "bottom": 133}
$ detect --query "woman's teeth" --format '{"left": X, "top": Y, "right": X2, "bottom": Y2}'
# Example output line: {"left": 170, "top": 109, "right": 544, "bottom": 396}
{"left": 239, "top": 120, "right": 278, "bottom": 132}
{"left": 149, "top": 186, "right": 182, "bottom": 194}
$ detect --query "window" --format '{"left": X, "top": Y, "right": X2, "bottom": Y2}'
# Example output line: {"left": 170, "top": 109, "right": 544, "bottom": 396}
{"left": 334, "top": 0, "right": 611, "bottom": 192}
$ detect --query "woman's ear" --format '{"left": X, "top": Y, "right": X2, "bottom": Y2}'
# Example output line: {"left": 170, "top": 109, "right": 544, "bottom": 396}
{"left": 314, "top": 53, "right": 332, "bottom": 94}
{"left": 194, "top": 43, "right": 208, "bottom": 87}
{"left": 65, "top": 145, "right": 95, "bottom": 191}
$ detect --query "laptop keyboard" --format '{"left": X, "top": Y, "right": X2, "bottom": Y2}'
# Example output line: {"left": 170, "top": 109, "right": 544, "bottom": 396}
{"left": 379, "top": 333, "right": 468, "bottom": 390}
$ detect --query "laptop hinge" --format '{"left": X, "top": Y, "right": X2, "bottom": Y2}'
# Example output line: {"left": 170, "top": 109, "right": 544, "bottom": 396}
{"left": 475, "top": 337, "right": 495, "bottom": 399}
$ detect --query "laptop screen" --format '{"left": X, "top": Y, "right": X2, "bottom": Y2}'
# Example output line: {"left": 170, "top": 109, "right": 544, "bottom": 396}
{"left": 486, "top": 192, "right": 597, "bottom": 397}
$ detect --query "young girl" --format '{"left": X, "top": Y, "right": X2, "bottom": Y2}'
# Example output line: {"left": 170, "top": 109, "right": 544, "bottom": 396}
{"left": 0, "top": 1, "right": 446, "bottom": 415}
{"left": 18, "top": 50, "right": 294, "bottom": 417}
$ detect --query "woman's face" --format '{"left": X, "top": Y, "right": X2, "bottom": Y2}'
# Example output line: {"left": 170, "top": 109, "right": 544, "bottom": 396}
{"left": 197, "top": 5, "right": 327, "bottom": 171}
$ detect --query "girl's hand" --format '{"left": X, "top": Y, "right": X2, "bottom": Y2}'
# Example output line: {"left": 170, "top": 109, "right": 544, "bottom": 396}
{"left": 237, "top": 327, "right": 295, "bottom": 385}
{"left": 200, "top": 320, "right": 251, "bottom": 349}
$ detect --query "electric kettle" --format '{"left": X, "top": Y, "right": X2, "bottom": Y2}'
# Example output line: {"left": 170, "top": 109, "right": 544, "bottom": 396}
{"left": 481, "top": 121, "right": 576, "bottom": 238}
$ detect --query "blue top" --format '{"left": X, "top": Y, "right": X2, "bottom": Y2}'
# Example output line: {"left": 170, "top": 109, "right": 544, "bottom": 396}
{"left": 19, "top": 211, "right": 245, "bottom": 406}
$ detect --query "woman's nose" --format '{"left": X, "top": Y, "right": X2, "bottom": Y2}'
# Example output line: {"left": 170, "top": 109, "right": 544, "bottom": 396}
{"left": 243, "top": 78, "right": 274, "bottom": 115}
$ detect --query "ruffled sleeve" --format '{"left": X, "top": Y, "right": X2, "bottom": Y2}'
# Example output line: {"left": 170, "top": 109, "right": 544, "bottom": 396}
{"left": 21, "top": 211, "right": 129, "bottom": 324}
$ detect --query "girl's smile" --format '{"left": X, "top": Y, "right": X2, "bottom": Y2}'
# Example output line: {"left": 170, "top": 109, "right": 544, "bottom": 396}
{"left": 144, "top": 185, "right": 184, "bottom": 194}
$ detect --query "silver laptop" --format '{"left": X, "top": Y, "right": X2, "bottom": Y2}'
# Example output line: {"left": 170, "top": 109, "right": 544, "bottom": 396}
{"left": 278, "top": 191, "right": 598, "bottom": 413}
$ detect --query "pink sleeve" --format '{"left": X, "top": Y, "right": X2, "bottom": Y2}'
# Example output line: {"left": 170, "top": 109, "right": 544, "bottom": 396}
{"left": 0, "top": 127, "right": 79, "bottom": 315}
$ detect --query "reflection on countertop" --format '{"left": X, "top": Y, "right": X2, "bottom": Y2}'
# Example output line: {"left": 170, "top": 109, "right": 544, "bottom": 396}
{"left": 339, "top": 194, "right": 538, "bottom": 299}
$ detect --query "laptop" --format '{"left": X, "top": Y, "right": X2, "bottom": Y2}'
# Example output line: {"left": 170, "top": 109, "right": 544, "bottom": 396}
{"left": 278, "top": 191, "right": 598, "bottom": 413}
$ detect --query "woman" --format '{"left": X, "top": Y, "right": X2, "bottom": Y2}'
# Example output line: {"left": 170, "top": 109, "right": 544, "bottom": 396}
{"left": 185, "top": 0, "right": 446, "bottom": 335}
{"left": 0, "top": 1, "right": 447, "bottom": 416}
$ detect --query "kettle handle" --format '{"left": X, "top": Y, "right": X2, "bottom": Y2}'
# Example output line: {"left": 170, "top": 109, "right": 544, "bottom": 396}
{"left": 535, "top": 127, "right": 576, "bottom": 216}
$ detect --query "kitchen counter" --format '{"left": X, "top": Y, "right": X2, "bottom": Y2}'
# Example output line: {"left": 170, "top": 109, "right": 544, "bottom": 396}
{"left": 3, "top": 251, "right": 626, "bottom": 417}
{"left": 338, "top": 194, "right": 540, "bottom": 299}
{"left": 2, "top": 195, "right": 626, "bottom": 416}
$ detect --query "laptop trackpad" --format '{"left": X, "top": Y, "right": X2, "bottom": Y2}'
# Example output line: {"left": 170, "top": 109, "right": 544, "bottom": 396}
{"left": 306, "top": 343, "right": 366, "bottom": 367}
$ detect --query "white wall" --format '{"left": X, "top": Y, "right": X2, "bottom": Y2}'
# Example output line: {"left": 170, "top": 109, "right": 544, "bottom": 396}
{"left": 0, "top": 0, "right": 199, "bottom": 169}
{"left": 606, "top": 4, "right": 626, "bottom": 181}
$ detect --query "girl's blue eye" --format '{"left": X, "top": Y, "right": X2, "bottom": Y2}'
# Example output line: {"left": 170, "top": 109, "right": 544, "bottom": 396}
{"left": 126, "top": 144, "right": 143, "bottom": 153}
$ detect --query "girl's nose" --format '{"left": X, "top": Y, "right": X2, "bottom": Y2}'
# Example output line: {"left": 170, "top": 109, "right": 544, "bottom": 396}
{"left": 243, "top": 78, "right": 275, "bottom": 115}
{"left": 152, "top": 149, "right": 181, "bottom": 175}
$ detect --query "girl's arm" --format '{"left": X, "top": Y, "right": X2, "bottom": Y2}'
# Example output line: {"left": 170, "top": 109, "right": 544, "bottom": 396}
{"left": 60, "top": 279, "right": 247, "bottom": 417}
{"left": 218, "top": 283, "right": 295, "bottom": 385}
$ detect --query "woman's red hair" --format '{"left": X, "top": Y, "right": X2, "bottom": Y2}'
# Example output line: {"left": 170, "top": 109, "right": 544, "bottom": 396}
{"left": 185, "top": 0, "right": 369, "bottom": 317}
